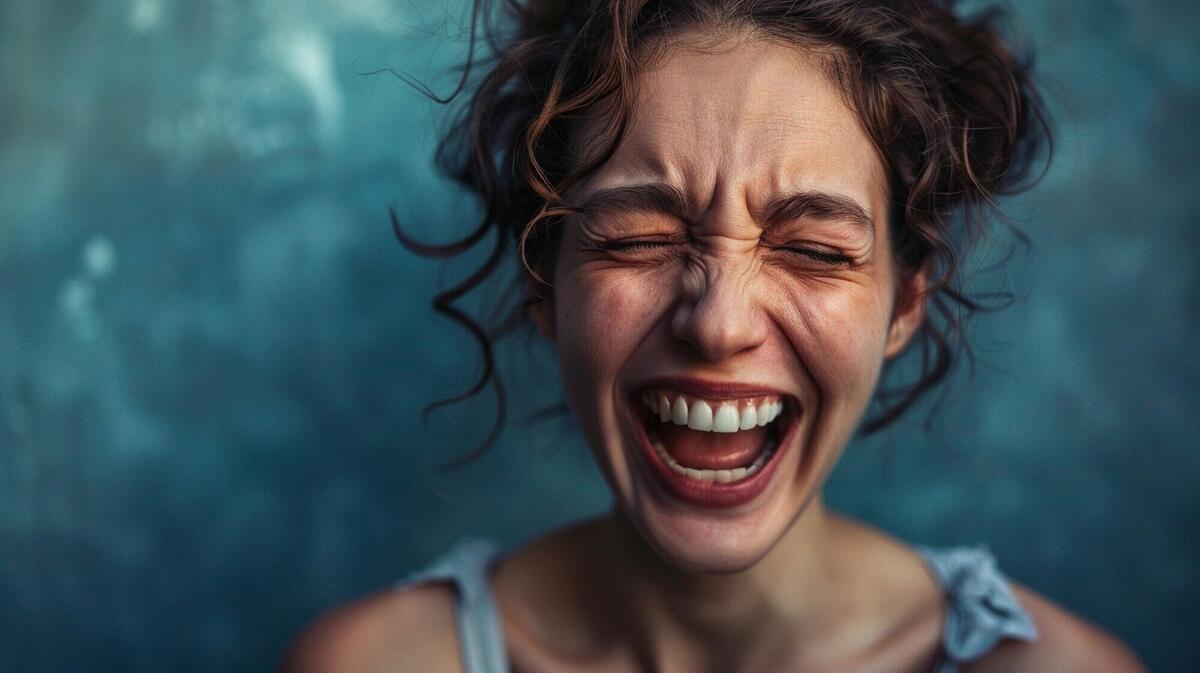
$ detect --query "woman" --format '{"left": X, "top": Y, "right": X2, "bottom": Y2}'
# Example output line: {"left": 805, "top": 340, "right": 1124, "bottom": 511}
{"left": 283, "top": 1, "right": 1145, "bottom": 671}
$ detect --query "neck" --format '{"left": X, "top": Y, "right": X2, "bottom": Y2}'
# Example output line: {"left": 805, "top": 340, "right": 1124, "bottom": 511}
{"left": 597, "top": 496, "right": 836, "bottom": 672}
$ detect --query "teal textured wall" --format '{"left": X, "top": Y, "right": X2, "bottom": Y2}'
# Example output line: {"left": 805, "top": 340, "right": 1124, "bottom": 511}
{"left": 1, "top": 1, "right": 1195, "bottom": 670}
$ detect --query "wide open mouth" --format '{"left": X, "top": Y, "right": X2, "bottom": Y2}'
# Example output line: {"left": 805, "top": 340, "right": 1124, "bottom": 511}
{"left": 627, "top": 387, "right": 800, "bottom": 508}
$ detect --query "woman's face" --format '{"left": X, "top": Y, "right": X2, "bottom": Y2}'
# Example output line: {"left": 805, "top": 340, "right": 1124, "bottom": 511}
{"left": 542, "top": 35, "right": 925, "bottom": 573}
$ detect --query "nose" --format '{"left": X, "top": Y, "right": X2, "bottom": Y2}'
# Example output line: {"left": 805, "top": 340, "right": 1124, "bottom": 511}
{"left": 670, "top": 260, "right": 769, "bottom": 363}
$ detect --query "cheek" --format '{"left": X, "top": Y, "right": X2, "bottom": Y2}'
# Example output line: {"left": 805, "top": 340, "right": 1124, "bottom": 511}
{"left": 554, "top": 268, "right": 664, "bottom": 415}
{"left": 779, "top": 280, "right": 892, "bottom": 402}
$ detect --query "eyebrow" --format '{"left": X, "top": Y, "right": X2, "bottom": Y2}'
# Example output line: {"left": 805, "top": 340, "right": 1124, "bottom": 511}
{"left": 761, "top": 191, "right": 875, "bottom": 233}
{"left": 576, "top": 183, "right": 689, "bottom": 220}
{"left": 576, "top": 182, "right": 875, "bottom": 233}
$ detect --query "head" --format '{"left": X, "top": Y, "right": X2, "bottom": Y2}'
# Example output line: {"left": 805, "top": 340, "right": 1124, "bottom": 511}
{"left": 402, "top": 0, "right": 1049, "bottom": 572}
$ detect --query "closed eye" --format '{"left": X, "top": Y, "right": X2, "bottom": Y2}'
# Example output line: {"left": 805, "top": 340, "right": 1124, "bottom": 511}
{"left": 599, "top": 239, "right": 680, "bottom": 253}
{"left": 779, "top": 247, "right": 855, "bottom": 265}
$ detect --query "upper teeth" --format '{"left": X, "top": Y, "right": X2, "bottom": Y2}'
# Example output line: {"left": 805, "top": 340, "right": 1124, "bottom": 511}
{"left": 640, "top": 391, "right": 784, "bottom": 433}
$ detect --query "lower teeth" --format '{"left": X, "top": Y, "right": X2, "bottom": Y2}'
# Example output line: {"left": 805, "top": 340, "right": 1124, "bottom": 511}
{"left": 651, "top": 436, "right": 778, "bottom": 483}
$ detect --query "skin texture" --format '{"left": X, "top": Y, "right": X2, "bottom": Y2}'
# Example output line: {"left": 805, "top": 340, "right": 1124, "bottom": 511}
{"left": 543, "top": 33, "right": 917, "bottom": 576}
{"left": 280, "top": 33, "right": 1146, "bottom": 673}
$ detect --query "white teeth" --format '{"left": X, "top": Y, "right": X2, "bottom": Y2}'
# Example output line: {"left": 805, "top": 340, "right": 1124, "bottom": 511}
{"left": 713, "top": 404, "right": 740, "bottom": 433}
{"left": 654, "top": 441, "right": 686, "bottom": 475}
{"left": 641, "top": 390, "right": 789, "bottom": 433}
{"left": 652, "top": 435, "right": 779, "bottom": 483}
{"left": 687, "top": 400, "right": 713, "bottom": 431}
{"left": 756, "top": 400, "right": 772, "bottom": 426}
{"left": 739, "top": 404, "right": 757, "bottom": 430}
{"left": 671, "top": 397, "right": 689, "bottom": 425}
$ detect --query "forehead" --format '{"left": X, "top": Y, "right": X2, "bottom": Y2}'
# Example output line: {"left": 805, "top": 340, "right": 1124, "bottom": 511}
{"left": 581, "top": 34, "right": 888, "bottom": 217}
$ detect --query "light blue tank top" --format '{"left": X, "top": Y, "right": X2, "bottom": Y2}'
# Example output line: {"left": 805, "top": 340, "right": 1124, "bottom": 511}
{"left": 398, "top": 539, "right": 1037, "bottom": 673}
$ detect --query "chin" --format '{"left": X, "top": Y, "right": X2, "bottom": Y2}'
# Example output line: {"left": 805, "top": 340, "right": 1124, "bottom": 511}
{"left": 610, "top": 387, "right": 817, "bottom": 575}
{"left": 634, "top": 511, "right": 785, "bottom": 574}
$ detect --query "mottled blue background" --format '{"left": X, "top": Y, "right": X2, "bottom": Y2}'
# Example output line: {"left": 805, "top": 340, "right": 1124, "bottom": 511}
{"left": 1, "top": 1, "right": 1196, "bottom": 671}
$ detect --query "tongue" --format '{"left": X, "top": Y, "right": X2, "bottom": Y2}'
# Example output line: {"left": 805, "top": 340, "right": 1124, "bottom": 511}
{"left": 658, "top": 423, "right": 768, "bottom": 470}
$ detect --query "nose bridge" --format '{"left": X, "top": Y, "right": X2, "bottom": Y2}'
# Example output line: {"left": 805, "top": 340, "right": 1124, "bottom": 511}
{"left": 672, "top": 253, "right": 768, "bottom": 362}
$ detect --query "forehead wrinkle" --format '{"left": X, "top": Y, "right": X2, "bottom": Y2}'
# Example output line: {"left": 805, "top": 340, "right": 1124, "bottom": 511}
{"left": 578, "top": 121, "right": 690, "bottom": 203}
{"left": 636, "top": 41, "right": 794, "bottom": 183}
{"left": 641, "top": 56, "right": 863, "bottom": 205}
{"left": 586, "top": 36, "right": 889, "bottom": 240}
{"left": 687, "top": 63, "right": 780, "bottom": 180}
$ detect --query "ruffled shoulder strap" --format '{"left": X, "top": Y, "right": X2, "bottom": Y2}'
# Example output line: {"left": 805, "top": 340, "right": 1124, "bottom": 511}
{"left": 916, "top": 546, "right": 1038, "bottom": 672}
{"left": 396, "top": 540, "right": 1033, "bottom": 673}
{"left": 396, "top": 539, "right": 510, "bottom": 673}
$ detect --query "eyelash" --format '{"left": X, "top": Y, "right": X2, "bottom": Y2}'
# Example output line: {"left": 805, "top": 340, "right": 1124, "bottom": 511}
{"left": 780, "top": 247, "right": 855, "bottom": 265}
{"left": 598, "top": 240, "right": 854, "bottom": 266}
{"left": 599, "top": 240, "right": 676, "bottom": 253}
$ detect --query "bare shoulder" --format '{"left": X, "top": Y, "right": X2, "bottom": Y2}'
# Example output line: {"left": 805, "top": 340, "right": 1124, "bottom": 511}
{"left": 277, "top": 581, "right": 462, "bottom": 673}
{"left": 962, "top": 583, "right": 1146, "bottom": 673}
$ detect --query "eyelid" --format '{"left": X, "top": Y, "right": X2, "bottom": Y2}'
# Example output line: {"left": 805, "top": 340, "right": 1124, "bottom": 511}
{"left": 600, "top": 239, "right": 682, "bottom": 254}
{"left": 590, "top": 233, "right": 857, "bottom": 266}
{"left": 600, "top": 232, "right": 687, "bottom": 247}
{"left": 775, "top": 245, "right": 856, "bottom": 265}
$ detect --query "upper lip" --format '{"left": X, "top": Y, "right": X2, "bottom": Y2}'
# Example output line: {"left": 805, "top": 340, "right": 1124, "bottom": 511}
{"left": 630, "top": 375, "right": 792, "bottom": 401}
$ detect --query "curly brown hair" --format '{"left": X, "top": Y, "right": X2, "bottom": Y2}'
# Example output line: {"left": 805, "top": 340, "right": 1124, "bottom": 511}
{"left": 393, "top": 0, "right": 1052, "bottom": 465}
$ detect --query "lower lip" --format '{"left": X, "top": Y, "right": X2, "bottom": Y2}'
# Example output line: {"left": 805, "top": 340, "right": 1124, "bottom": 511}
{"left": 627, "top": 403, "right": 795, "bottom": 509}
